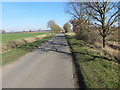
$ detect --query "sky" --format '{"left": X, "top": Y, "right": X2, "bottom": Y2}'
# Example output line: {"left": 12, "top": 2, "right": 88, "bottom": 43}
{"left": 1, "top": 2, "right": 71, "bottom": 32}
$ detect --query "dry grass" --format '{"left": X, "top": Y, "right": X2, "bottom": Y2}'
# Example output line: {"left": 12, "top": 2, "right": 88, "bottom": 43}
{"left": 66, "top": 32, "right": 119, "bottom": 62}
{"left": 66, "top": 32, "right": 76, "bottom": 36}
{"left": 95, "top": 42, "right": 119, "bottom": 62}
{"left": 106, "top": 41, "right": 120, "bottom": 51}
{"left": 107, "top": 41, "right": 119, "bottom": 47}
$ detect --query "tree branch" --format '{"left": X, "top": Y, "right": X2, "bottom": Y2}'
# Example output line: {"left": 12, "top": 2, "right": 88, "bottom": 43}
{"left": 107, "top": 10, "right": 119, "bottom": 26}
{"left": 109, "top": 14, "right": 119, "bottom": 27}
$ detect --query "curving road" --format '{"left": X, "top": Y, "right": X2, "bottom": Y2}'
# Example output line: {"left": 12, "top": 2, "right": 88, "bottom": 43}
{"left": 2, "top": 34, "right": 76, "bottom": 88}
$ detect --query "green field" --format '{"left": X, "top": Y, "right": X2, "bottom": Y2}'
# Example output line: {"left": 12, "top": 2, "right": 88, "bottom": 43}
{"left": 65, "top": 35, "right": 119, "bottom": 88}
{"left": 1, "top": 32, "right": 49, "bottom": 45}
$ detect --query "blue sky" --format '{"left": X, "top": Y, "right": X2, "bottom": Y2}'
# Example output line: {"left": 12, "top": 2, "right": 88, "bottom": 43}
{"left": 1, "top": 2, "right": 71, "bottom": 32}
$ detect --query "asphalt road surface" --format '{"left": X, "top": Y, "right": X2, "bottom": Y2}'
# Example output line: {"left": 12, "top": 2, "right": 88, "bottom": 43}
{"left": 2, "top": 34, "right": 76, "bottom": 88}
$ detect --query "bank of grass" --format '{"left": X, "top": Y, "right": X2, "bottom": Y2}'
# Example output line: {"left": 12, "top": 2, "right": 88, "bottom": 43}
{"left": 65, "top": 34, "right": 119, "bottom": 88}
{"left": 1, "top": 35, "right": 54, "bottom": 66}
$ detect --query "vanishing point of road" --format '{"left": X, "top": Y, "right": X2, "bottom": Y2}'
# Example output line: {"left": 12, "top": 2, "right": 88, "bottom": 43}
{"left": 2, "top": 34, "right": 76, "bottom": 88}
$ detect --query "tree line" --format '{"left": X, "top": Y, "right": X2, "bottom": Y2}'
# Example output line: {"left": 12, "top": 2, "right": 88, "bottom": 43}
{"left": 47, "top": 20, "right": 71, "bottom": 34}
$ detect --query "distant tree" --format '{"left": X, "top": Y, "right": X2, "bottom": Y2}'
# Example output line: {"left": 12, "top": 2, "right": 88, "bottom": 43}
{"left": 29, "top": 30, "right": 32, "bottom": 32}
{"left": 47, "top": 20, "right": 55, "bottom": 33}
{"left": 38, "top": 29, "right": 41, "bottom": 31}
{"left": 47, "top": 20, "right": 61, "bottom": 33}
{"left": 63, "top": 23, "right": 71, "bottom": 33}
{"left": 2, "top": 30, "right": 6, "bottom": 33}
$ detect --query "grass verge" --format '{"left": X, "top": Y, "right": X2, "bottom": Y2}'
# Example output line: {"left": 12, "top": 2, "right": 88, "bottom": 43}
{"left": 1, "top": 35, "right": 54, "bottom": 66}
{"left": 65, "top": 34, "right": 120, "bottom": 88}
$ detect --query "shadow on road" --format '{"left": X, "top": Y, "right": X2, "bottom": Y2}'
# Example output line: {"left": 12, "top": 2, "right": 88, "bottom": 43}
{"left": 37, "top": 35, "right": 72, "bottom": 56}
{"left": 37, "top": 34, "right": 87, "bottom": 88}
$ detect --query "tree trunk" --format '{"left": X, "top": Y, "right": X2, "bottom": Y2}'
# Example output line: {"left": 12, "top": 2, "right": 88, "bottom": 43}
{"left": 103, "top": 36, "right": 106, "bottom": 47}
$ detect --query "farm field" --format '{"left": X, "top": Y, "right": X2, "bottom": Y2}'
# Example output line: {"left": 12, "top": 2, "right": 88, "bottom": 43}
{"left": 1, "top": 32, "right": 50, "bottom": 45}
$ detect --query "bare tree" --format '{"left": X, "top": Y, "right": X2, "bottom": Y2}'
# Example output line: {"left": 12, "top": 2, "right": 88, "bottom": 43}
{"left": 66, "top": 2, "right": 93, "bottom": 40}
{"left": 86, "top": 1, "right": 119, "bottom": 47}
{"left": 65, "top": 1, "right": 119, "bottom": 47}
